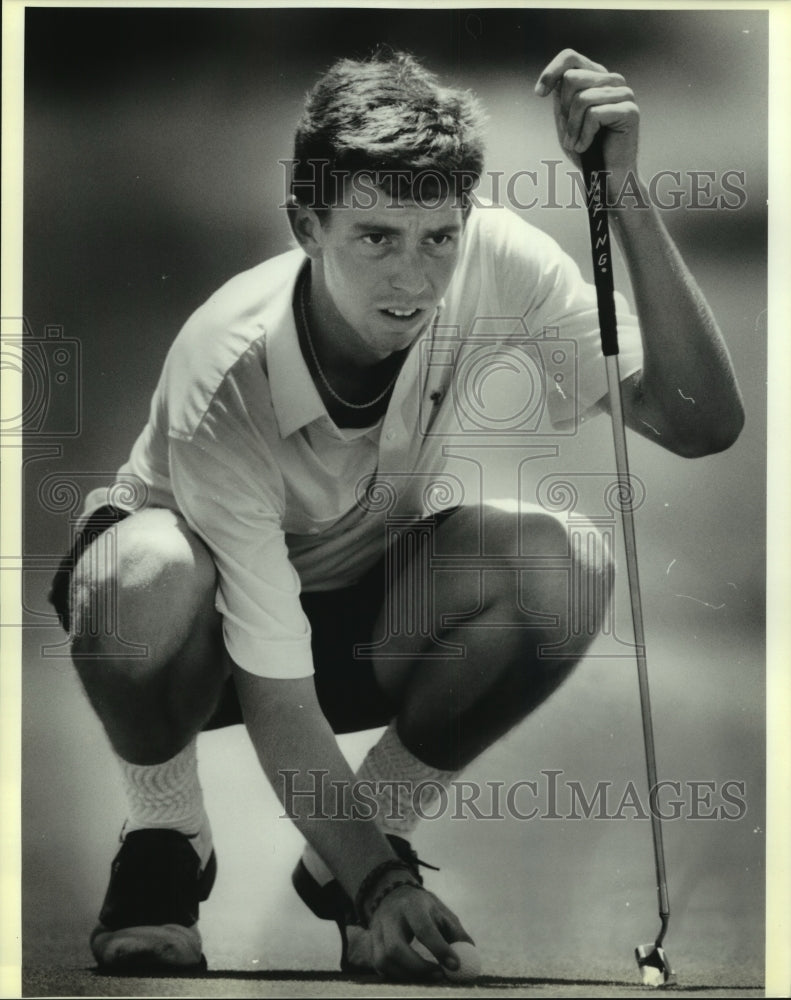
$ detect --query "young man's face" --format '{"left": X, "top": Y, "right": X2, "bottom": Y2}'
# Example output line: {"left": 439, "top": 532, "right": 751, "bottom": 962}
{"left": 304, "top": 180, "right": 465, "bottom": 364}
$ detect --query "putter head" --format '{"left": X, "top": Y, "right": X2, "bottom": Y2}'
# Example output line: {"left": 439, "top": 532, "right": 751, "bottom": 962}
{"left": 635, "top": 943, "right": 676, "bottom": 988}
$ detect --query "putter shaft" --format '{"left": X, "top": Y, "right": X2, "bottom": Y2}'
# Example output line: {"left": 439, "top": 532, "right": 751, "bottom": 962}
{"left": 605, "top": 354, "right": 670, "bottom": 943}
{"left": 581, "top": 136, "right": 670, "bottom": 948}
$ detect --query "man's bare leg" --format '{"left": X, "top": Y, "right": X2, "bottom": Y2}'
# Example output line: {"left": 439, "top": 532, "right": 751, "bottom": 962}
{"left": 70, "top": 507, "right": 227, "bottom": 763}
{"left": 299, "top": 501, "right": 612, "bottom": 969}
{"left": 69, "top": 507, "right": 228, "bottom": 969}
{"left": 372, "top": 501, "right": 612, "bottom": 771}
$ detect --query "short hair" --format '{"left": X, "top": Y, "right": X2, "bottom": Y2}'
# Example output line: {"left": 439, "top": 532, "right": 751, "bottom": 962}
{"left": 290, "top": 50, "right": 486, "bottom": 213}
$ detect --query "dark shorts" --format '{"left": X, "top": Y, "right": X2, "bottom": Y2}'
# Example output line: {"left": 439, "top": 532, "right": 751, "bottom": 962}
{"left": 49, "top": 504, "right": 454, "bottom": 735}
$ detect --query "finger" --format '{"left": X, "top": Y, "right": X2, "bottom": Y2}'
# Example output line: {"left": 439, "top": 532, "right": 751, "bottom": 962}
{"left": 372, "top": 919, "right": 393, "bottom": 978}
{"left": 435, "top": 908, "right": 475, "bottom": 948}
{"left": 413, "top": 922, "right": 467, "bottom": 972}
{"left": 575, "top": 101, "right": 640, "bottom": 154}
{"left": 565, "top": 86, "right": 636, "bottom": 149}
{"left": 376, "top": 928, "right": 439, "bottom": 981}
{"left": 371, "top": 905, "right": 441, "bottom": 982}
{"left": 535, "top": 48, "right": 608, "bottom": 96}
{"left": 558, "top": 69, "right": 626, "bottom": 116}
{"left": 408, "top": 940, "right": 448, "bottom": 981}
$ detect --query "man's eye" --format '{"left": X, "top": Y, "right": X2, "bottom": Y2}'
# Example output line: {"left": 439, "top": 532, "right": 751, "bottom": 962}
{"left": 427, "top": 234, "right": 453, "bottom": 247}
{"left": 361, "top": 233, "right": 388, "bottom": 246}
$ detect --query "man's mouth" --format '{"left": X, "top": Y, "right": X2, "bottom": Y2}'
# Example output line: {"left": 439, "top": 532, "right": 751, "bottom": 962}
{"left": 381, "top": 307, "right": 422, "bottom": 320}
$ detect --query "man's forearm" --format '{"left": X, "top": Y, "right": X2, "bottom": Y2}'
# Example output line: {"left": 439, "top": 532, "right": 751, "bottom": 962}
{"left": 610, "top": 178, "right": 745, "bottom": 455}
{"left": 535, "top": 49, "right": 743, "bottom": 456}
{"left": 232, "top": 666, "right": 396, "bottom": 901}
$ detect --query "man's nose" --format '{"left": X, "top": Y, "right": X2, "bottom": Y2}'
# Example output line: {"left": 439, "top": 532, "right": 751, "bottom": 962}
{"left": 390, "top": 252, "right": 428, "bottom": 296}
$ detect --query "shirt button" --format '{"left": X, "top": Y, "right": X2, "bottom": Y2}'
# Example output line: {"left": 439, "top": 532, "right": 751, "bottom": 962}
{"left": 385, "top": 430, "right": 395, "bottom": 441}
{"left": 308, "top": 528, "right": 320, "bottom": 535}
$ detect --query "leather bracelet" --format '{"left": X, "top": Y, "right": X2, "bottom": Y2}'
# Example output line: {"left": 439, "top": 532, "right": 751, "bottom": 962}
{"left": 354, "top": 859, "right": 421, "bottom": 928}
{"left": 366, "top": 879, "right": 425, "bottom": 926}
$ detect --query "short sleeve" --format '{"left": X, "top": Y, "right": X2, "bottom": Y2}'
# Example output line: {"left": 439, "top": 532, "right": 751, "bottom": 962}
{"left": 169, "top": 434, "right": 315, "bottom": 679}
{"left": 475, "top": 207, "right": 644, "bottom": 427}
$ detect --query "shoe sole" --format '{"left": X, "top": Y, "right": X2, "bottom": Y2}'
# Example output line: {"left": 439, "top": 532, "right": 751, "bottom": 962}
{"left": 91, "top": 842, "right": 217, "bottom": 975}
{"left": 90, "top": 922, "right": 205, "bottom": 974}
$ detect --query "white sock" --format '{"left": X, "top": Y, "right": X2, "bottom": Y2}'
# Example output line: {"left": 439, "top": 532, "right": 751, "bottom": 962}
{"left": 355, "top": 720, "right": 460, "bottom": 839}
{"left": 301, "top": 721, "right": 459, "bottom": 885}
{"left": 116, "top": 739, "right": 213, "bottom": 869}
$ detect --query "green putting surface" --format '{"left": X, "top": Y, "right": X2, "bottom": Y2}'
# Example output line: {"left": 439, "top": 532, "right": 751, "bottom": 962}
{"left": 21, "top": 627, "right": 766, "bottom": 990}
{"left": 21, "top": 968, "right": 765, "bottom": 999}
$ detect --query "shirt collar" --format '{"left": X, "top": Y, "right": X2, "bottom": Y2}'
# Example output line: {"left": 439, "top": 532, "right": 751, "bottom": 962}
{"left": 266, "top": 256, "right": 327, "bottom": 439}
{"left": 266, "top": 254, "right": 446, "bottom": 439}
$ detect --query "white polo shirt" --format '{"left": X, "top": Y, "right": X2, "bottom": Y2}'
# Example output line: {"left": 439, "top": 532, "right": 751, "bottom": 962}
{"left": 82, "top": 205, "right": 643, "bottom": 679}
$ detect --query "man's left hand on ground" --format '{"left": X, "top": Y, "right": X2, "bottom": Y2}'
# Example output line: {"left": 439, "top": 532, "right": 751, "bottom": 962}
{"left": 367, "top": 884, "right": 473, "bottom": 981}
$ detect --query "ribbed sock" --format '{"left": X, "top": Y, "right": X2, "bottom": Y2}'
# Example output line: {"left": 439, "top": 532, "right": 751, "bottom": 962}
{"left": 116, "top": 739, "right": 213, "bottom": 869}
{"left": 301, "top": 720, "right": 459, "bottom": 886}
{"left": 355, "top": 720, "right": 460, "bottom": 838}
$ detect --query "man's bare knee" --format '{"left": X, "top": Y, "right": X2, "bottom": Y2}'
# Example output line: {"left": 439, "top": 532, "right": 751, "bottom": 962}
{"left": 437, "top": 502, "right": 572, "bottom": 560}
{"left": 70, "top": 508, "right": 217, "bottom": 667}
{"left": 525, "top": 510, "right": 614, "bottom": 639}
{"left": 68, "top": 510, "right": 227, "bottom": 762}
{"left": 477, "top": 502, "right": 614, "bottom": 637}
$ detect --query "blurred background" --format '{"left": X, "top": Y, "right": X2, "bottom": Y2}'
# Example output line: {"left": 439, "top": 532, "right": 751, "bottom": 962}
{"left": 21, "top": 5, "right": 767, "bottom": 989}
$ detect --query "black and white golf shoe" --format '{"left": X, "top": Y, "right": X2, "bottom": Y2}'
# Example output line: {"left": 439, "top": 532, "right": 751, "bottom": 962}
{"left": 90, "top": 828, "right": 217, "bottom": 975}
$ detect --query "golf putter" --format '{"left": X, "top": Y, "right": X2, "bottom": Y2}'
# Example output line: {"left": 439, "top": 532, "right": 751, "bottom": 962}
{"left": 579, "top": 133, "right": 676, "bottom": 989}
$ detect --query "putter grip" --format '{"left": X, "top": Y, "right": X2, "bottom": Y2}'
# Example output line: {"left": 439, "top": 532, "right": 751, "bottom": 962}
{"left": 580, "top": 135, "right": 619, "bottom": 357}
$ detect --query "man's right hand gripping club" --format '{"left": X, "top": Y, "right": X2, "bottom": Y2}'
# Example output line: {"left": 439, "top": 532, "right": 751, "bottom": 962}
{"left": 233, "top": 667, "right": 473, "bottom": 980}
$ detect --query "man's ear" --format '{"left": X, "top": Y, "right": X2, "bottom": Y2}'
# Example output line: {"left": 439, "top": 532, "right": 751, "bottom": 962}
{"left": 287, "top": 197, "right": 325, "bottom": 259}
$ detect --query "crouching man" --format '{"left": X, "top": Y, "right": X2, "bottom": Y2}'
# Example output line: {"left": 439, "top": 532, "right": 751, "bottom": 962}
{"left": 51, "top": 48, "right": 743, "bottom": 980}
